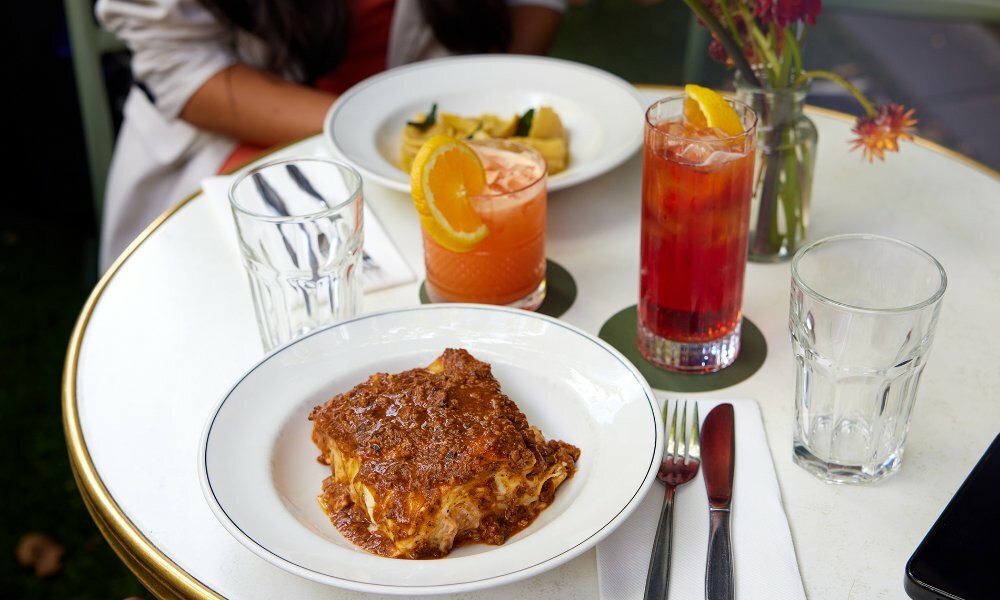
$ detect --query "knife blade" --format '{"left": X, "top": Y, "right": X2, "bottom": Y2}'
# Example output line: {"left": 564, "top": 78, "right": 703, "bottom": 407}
{"left": 701, "top": 403, "right": 735, "bottom": 600}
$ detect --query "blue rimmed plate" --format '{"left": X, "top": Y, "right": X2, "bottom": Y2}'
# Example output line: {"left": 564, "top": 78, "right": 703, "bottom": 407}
{"left": 200, "top": 304, "right": 661, "bottom": 595}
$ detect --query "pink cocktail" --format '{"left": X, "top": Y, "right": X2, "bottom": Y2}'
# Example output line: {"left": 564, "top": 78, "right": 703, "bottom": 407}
{"left": 638, "top": 96, "right": 757, "bottom": 372}
{"left": 423, "top": 139, "right": 548, "bottom": 309}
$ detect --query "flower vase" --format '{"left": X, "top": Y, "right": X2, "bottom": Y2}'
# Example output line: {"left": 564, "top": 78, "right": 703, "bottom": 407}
{"left": 736, "top": 80, "right": 818, "bottom": 262}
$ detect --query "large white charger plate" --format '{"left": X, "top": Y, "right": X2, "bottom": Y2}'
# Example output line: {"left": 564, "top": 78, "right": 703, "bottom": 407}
{"left": 200, "top": 304, "right": 661, "bottom": 595}
{"left": 322, "top": 55, "right": 646, "bottom": 193}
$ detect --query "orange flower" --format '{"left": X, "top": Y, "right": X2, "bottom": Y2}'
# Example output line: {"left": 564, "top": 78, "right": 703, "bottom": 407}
{"left": 850, "top": 103, "right": 918, "bottom": 162}
{"left": 879, "top": 103, "right": 918, "bottom": 141}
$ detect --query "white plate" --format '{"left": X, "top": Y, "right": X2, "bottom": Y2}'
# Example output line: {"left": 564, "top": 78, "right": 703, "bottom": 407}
{"left": 200, "top": 304, "right": 661, "bottom": 595}
{"left": 322, "top": 55, "right": 646, "bottom": 193}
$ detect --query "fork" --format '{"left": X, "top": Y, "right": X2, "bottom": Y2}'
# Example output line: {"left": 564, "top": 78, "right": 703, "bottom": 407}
{"left": 285, "top": 164, "right": 379, "bottom": 270}
{"left": 644, "top": 400, "right": 701, "bottom": 600}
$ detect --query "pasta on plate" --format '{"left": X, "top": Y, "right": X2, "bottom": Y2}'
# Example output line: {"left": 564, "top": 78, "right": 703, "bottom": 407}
{"left": 308, "top": 348, "right": 580, "bottom": 559}
{"left": 401, "top": 104, "right": 570, "bottom": 177}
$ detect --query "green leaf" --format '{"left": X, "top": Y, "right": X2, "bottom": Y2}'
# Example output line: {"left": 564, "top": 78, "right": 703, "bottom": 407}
{"left": 515, "top": 108, "right": 535, "bottom": 137}
{"left": 406, "top": 103, "right": 438, "bottom": 131}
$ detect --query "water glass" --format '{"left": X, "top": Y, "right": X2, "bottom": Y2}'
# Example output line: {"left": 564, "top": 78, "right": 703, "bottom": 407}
{"left": 229, "top": 157, "right": 364, "bottom": 352}
{"left": 790, "top": 234, "right": 947, "bottom": 484}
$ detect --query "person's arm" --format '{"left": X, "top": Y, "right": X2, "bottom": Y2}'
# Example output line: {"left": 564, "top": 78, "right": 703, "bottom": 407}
{"left": 179, "top": 63, "right": 336, "bottom": 146}
{"left": 507, "top": 4, "right": 564, "bottom": 55}
{"left": 98, "top": 0, "right": 333, "bottom": 146}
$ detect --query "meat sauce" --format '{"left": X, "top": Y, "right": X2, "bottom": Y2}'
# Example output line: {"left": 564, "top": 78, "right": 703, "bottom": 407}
{"left": 309, "top": 348, "right": 580, "bottom": 558}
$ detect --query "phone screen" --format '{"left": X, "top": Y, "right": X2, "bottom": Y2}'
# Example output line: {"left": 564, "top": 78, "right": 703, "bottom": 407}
{"left": 905, "top": 434, "right": 999, "bottom": 600}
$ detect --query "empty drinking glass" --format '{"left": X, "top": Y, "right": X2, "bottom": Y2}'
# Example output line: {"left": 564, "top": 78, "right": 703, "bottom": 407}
{"left": 229, "top": 158, "right": 364, "bottom": 352}
{"left": 790, "top": 234, "right": 947, "bottom": 484}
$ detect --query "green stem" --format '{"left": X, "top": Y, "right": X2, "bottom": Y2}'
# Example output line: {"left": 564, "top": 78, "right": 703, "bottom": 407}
{"left": 798, "top": 69, "right": 877, "bottom": 116}
{"left": 781, "top": 142, "right": 801, "bottom": 245}
{"left": 768, "top": 23, "right": 784, "bottom": 83}
{"left": 732, "top": 2, "right": 775, "bottom": 81}
{"left": 794, "top": 26, "right": 808, "bottom": 75}
{"left": 748, "top": 24, "right": 779, "bottom": 78}
{"left": 717, "top": 0, "right": 741, "bottom": 43}
{"left": 780, "top": 29, "right": 799, "bottom": 85}
{"left": 681, "top": 0, "right": 760, "bottom": 86}
{"left": 761, "top": 124, "right": 803, "bottom": 254}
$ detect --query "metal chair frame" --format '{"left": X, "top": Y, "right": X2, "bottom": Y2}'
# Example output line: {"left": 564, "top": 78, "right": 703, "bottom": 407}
{"left": 64, "top": 0, "right": 126, "bottom": 225}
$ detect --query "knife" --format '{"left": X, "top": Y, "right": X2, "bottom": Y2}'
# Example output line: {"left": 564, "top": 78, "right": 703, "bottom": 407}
{"left": 701, "top": 403, "right": 735, "bottom": 600}
{"left": 286, "top": 164, "right": 378, "bottom": 270}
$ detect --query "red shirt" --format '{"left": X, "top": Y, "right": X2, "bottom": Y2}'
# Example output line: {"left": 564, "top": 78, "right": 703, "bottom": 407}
{"left": 219, "top": 0, "right": 394, "bottom": 173}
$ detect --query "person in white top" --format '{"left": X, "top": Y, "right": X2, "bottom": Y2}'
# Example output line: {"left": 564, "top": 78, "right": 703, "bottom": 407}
{"left": 95, "top": 0, "right": 568, "bottom": 272}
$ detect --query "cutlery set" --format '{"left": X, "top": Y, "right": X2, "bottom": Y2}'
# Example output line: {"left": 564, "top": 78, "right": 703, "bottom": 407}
{"left": 644, "top": 401, "right": 735, "bottom": 600}
{"left": 253, "top": 167, "right": 379, "bottom": 273}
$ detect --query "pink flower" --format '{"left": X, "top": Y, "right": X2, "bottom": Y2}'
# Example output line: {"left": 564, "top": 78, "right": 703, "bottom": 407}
{"left": 754, "top": 0, "right": 822, "bottom": 27}
{"left": 849, "top": 103, "right": 918, "bottom": 162}
{"left": 708, "top": 38, "right": 729, "bottom": 63}
{"left": 706, "top": 13, "right": 758, "bottom": 66}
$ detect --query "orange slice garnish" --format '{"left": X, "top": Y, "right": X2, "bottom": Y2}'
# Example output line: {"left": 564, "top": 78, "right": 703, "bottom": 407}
{"left": 684, "top": 84, "right": 744, "bottom": 136}
{"left": 410, "top": 135, "right": 489, "bottom": 252}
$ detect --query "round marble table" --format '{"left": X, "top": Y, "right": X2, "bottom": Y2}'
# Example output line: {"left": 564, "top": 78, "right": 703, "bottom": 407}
{"left": 64, "top": 86, "right": 1000, "bottom": 599}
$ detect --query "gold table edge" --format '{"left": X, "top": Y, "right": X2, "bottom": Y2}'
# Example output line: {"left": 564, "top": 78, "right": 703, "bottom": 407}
{"left": 60, "top": 132, "right": 306, "bottom": 598}
{"left": 63, "top": 190, "right": 224, "bottom": 600}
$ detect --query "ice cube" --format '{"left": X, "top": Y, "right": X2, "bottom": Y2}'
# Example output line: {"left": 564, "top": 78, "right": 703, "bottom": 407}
{"left": 704, "top": 126, "right": 732, "bottom": 140}
{"left": 702, "top": 150, "right": 741, "bottom": 169}
{"left": 676, "top": 141, "right": 713, "bottom": 165}
{"left": 485, "top": 169, "right": 500, "bottom": 188}
{"left": 660, "top": 120, "right": 688, "bottom": 137}
{"left": 477, "top": 146, "right": 542, "bottom": 194}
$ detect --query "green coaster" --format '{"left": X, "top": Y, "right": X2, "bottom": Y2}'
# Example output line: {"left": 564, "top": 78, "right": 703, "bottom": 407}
{"left": 598, "top": 306, "right": 767, "bottom": 392}
{"left": 418, "top": 259, "right": 576, "bottom": 318}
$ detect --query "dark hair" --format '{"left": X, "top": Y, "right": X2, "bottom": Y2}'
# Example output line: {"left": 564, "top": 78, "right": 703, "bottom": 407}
{"left": 198, "top": 0, "right": 512, "bottom": 84}
{"left": 196, "top": 0, "right": 347, "bottom": 83}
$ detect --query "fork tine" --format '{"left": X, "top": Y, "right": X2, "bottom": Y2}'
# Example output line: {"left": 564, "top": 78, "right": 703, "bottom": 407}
{"left": 688, "top": 402, "right": 701, "bottom": 461}
{"left": 678, "top": 401, "right": 688, "bottom": 462}
{"left": 665, "top": 400, "right": 678, "bottom": 459}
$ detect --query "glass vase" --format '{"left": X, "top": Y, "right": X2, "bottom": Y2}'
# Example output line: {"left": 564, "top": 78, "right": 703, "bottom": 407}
{"left": 735, "top": 80, "right": 818, "bottom": 262}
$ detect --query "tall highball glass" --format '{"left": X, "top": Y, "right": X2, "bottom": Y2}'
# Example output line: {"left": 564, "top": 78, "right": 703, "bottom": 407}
{"left": 638, "top": 95, "right": 757, "bottom": 372}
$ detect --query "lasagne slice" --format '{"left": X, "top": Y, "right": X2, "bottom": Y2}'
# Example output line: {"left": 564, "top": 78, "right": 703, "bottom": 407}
{"left": 308, "top": 348, "right": 580, "bottom": 559}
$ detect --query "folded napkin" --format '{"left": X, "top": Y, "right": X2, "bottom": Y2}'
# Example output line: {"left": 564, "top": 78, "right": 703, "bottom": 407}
{"left": 597, "top": 398, "right": 806, "bottom": 600}
{"left": 201, "top": 176, "right": 415, "bottom": 293}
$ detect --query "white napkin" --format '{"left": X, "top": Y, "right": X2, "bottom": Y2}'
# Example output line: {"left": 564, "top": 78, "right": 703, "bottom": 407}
{"left": 597, "top": 398, "right": 806, "bottom": 600}
{"left": 201, "top": 176, "right": 415, "bottom": 292}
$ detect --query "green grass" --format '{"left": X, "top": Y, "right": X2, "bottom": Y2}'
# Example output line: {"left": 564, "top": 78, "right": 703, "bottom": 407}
{"left": 0, "top": 225, "right": 146, "bottom": 598}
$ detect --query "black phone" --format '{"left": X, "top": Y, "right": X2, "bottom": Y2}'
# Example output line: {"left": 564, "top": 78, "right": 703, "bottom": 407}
{"left": 904, "top": 434, "right": 1000, "bottom": 600}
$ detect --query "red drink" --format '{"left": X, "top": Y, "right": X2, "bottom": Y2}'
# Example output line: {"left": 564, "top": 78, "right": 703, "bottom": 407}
{"left": 638, "top": 96, "right": 756, "bottom": 372}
